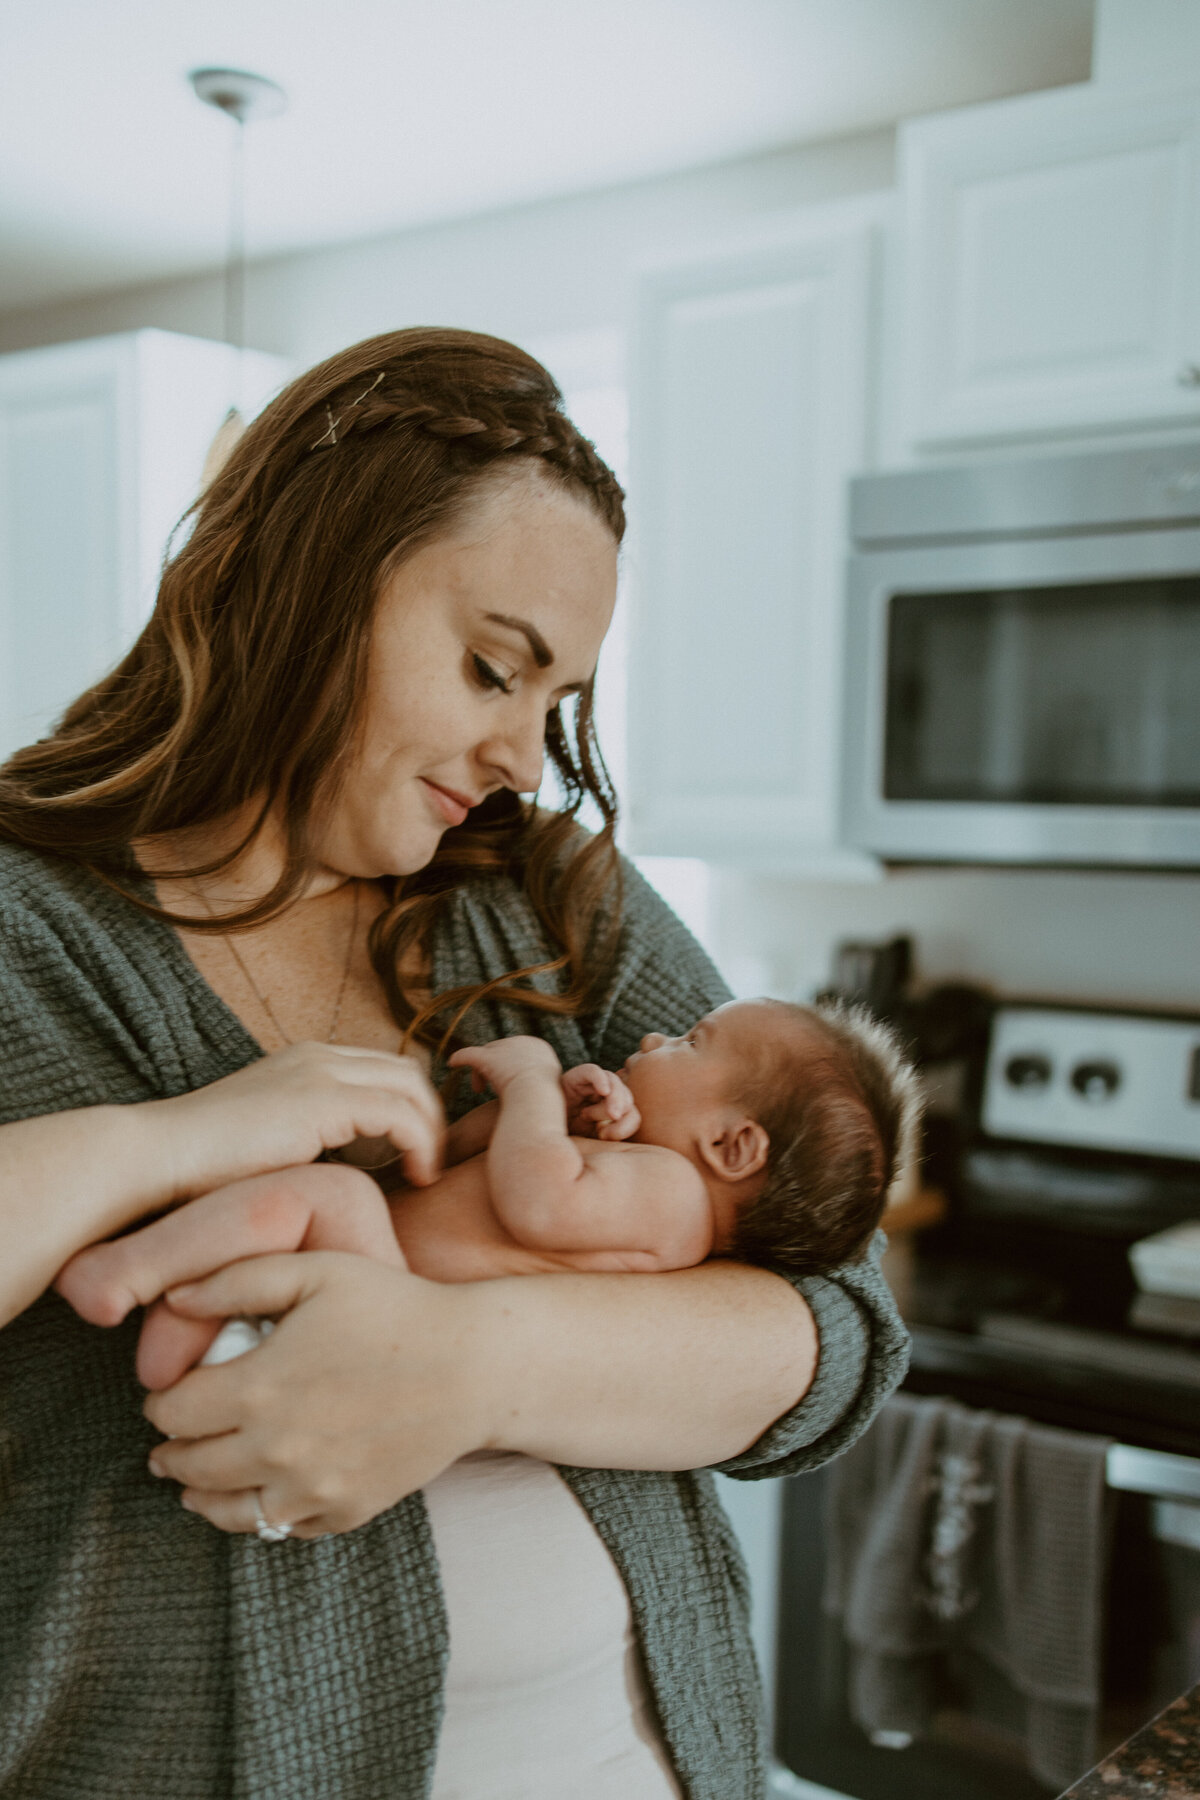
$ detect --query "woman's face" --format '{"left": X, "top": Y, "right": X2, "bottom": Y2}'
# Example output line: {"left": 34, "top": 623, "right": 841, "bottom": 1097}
{"left": 314, "top": 470, "right": 618, "bottom": 879}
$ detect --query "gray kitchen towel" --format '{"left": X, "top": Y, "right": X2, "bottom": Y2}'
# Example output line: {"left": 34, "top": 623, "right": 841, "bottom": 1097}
{"left": 822, "top": 1393, "right": 1113, "bottom": 1790}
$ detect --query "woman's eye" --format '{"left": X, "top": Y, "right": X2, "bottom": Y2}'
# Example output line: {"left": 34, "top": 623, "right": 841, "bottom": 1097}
{"left": 471, "top": 653, "right": 514, "bottom": 695}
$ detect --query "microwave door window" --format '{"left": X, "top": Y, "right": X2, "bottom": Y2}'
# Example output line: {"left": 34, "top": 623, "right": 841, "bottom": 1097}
{"left": 884, "top": 578, "right": 1200, "bottom": 807}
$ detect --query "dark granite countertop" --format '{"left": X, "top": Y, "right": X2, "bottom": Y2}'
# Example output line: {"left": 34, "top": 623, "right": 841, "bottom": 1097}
{"left": 1059, "top": 1685, "right": 1200, "bottom": 1798}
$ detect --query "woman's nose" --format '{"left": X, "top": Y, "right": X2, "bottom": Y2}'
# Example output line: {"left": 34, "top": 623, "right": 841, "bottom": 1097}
{"left": 483, "top": 706, "right": 546, "bottom": 795}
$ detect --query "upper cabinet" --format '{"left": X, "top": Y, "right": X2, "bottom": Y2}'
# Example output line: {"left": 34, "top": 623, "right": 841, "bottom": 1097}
{"left": 626, "top": 201, "right": 884, "bottom": 872}
{"left": 893, "top": 84, "right": 1200, "bottom": 452}
{"left": 0, "top": 330, "right": 288, "bottom": 761}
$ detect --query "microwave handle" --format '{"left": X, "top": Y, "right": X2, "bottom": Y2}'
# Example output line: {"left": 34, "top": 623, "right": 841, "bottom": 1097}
{"left": 1107, "top": 1444, "right": 1200, "bottom": 1501}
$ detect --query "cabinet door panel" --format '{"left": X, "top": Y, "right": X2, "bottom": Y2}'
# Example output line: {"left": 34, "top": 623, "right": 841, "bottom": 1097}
{"left": 629, "top": 212, "right": 878, "bottom": 865}
{"left": 654, "top": 278, "right": 821, "bottom": 804}
{"left": 0, "top": 386, "right": 121, "bottom": 758}
{"left": 0, "top": 332, "right": 290, "bottom": 765}
{"left": 956, "top": 147, "right": 1178, "bottom": 379}
{"left": 899, "top": 86, "right": 1200, "bottom": 448}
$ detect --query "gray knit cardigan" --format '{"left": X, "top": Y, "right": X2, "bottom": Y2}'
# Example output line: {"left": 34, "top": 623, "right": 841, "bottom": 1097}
{"left": 0, "top": 841, "right": 908, "bottom": 1800}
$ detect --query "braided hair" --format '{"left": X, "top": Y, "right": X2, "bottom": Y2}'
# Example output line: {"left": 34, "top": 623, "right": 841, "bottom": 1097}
{"left": 0, "top": 328, "right": 627, "bottom": 1049}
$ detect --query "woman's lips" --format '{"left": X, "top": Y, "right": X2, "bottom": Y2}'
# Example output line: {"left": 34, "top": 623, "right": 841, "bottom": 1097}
{"left": 420, "top": 779, "right": 472, "bottom": 827}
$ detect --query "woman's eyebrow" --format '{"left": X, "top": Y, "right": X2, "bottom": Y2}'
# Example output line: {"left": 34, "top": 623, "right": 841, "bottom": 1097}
{"left": 484, "top": 612, "right": 553, "bottom": 669}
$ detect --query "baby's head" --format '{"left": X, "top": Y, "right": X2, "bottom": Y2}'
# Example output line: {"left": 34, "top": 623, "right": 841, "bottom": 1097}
{"left": 621, "top": 998, "right": 920, "bottom": 1274}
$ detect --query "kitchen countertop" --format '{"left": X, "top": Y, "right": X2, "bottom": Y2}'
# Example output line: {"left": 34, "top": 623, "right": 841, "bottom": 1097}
{"left": 1058, "top": 1685, "right": 1200, "bottom": 1798}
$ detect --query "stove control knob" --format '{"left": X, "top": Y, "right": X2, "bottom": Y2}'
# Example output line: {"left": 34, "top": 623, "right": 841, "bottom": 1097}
{"left": 1004, "top": 1053, "right": 1052, "bottom": 1090}
{"left": 1070, "top": 1059, "right": 1121, "bottom": 1103}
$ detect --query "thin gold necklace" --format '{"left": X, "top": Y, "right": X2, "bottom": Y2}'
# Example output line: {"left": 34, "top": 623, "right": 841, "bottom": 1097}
{"left": 204, "top": 878, "right": 362, "bottom": 1046}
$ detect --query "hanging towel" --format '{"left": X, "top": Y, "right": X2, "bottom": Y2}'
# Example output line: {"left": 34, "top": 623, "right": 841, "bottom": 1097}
{"left": 822, "top": 1393, "right": 1113, "bottom": 1791}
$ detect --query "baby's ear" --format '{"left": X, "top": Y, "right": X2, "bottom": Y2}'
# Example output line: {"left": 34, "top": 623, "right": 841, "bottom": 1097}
{"left": 704, "top": 1116, "right": 769, "bottom": 1184}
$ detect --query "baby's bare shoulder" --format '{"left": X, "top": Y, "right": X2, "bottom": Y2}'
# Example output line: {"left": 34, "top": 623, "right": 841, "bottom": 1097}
{"left": 578, "top": 1138, "right": 708, "bottom": 1198}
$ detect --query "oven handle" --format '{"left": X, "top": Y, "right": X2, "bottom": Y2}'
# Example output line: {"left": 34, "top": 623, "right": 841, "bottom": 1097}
{"left": 1107, "top": 1444, "right": 1200, "bottom": 1501}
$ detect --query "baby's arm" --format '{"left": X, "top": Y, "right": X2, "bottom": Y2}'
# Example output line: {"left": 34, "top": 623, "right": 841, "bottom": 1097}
{"left": 447, "top": 1038, "right": 713, "bottom": 1270}
{"left": 57, "top": 1162, "right": 403, "bottom": 1388}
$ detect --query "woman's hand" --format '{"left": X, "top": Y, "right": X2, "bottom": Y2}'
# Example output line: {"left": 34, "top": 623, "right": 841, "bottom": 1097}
{"left": 142, "top": 1252, "right": 498, "bottom": 1537}
{"left": 156, "top": 1041, "right": 446, "bottom": 1197}
{"left": 55, "top": 1162, "right": 404, "bottom": 1388}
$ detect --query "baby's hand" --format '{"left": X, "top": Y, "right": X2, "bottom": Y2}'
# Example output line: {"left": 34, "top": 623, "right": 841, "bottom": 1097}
{"left": 448, "top": 1036, "right": 561, "bottom": 1095}
{"left": 561, "top": 1064, "right": 641, "bottom": 1142}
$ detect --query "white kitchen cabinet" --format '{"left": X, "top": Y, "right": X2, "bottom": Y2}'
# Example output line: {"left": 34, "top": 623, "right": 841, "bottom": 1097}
{"left": 895, "top": 83, "right": 1200, "bottom": 452}
{"left": 626, "top": 201, "right": 884, "bottom": 872}
{"left": 0, "top": 330, "right": 288, "bottom": 761}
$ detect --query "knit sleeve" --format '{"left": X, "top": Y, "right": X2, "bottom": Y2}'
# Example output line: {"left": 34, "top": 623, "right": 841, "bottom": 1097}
{"left": 582, "top": 858, "right": 733, "bottom": 1069}
{"left": 0, "top": 903, "right": 164, "bottom": 1122}
{"left": 582, "top": 857, "right": 911, "bottom": 1479}
{"left": 709, "top": 1229, "right": 910, "bottom": 1479}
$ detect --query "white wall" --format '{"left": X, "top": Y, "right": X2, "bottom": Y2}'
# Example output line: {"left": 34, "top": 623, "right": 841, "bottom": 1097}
{"left": 1092, "top": 0, "right": 1200, "bottom": 88}
{"left": 712, "top": 865, "right": 1200, "bottom": 1014}
{"left": 0, "top": 129, "right": 894, "bottom": 364}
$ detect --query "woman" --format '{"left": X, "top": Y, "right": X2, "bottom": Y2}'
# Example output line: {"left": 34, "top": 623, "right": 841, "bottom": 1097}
{"left": 0, "top": 328, "right": 908, "bottom": 1800}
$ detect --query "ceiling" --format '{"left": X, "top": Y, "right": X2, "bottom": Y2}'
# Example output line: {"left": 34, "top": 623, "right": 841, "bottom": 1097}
{"left": 2, "top": 0, "right": 1094, "bottom": 314}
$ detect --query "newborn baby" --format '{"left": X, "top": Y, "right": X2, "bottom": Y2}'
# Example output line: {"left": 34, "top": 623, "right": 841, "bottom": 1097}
{"left": 60, "top": 998, "right": 919, "bottom": 1388}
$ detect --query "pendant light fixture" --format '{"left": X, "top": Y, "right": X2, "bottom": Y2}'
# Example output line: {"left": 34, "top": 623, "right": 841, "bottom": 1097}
{"left": 189, "top": 67, "right": 288, "bottom": 488}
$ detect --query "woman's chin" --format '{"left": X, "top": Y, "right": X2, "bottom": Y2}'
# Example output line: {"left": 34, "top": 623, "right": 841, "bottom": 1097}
{"left": 379, "top": 825, "right": 448, "bottom": 879}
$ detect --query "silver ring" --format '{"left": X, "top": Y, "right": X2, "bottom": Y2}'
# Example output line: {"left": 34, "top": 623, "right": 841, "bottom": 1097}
{"left": 253, "top": 1490, "right": 293, "bottom": 1543}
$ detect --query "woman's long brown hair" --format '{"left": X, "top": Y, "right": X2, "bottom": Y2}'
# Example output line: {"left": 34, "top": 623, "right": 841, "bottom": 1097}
{"left": 0, "top": 328, "right": 627, "bottom": 1053}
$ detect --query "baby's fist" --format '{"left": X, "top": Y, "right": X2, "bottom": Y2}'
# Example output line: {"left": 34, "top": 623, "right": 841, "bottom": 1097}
{"left": 562, "top": 1064, "right": 641, "bottom": 1141}
{"left": 448, "top": 1035, "right": 561, "bottom": 1094}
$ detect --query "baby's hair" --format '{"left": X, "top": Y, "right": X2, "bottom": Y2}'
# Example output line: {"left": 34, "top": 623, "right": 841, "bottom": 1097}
{"left": 727, "top": 999, "right": 921, "bottom": 1277}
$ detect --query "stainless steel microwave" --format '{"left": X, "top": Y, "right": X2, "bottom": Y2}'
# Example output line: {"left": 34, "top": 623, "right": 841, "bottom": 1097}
{"left": 842, "top": 440, "right": 1200, "bottom": 868}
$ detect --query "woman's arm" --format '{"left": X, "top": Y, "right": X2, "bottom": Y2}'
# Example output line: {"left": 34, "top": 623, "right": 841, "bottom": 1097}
{"left": 140, "top": 1251, "right": 817, "bottom": 1534}
{"left": 0, "top": 1104, "right": 175, "bottom": 1330}
{"left": 476, "top": 1258, "right": 818, "bottom": 1467}
{"left": 0, "top": 1043, "right": 444, "bottom": 1329}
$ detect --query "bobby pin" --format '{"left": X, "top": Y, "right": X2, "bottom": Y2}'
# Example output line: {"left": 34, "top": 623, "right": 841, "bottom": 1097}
{"left": 309, "top": 371, "right": 385, "bottom": 451}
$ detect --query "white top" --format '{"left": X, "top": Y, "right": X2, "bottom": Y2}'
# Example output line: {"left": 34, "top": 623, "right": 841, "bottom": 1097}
{"left": 424, "top": 1451, "right": 683, "bottom": 1800}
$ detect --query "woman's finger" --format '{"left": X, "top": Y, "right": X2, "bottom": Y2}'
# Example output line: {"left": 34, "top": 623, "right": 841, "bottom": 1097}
{"left": 137, "top": 1298, "right": 224, "bottom": 1390}
{"left": 383, "top": 1097, "right": 444, "bottom": 1185}
{"left": 330, "top": 1050, "right": 445, "bottom": 1132}
{"left": 143, "top": 1360, "right": 255, "bottom": 1440}
{"left": 142, "top": 1253, "right": 328, "bottom": 1438}
{"left": 332, "top": 1090, "right": 443, "bottom": 1183}
{"left": 167, "top": 1250, "right": 326, "bottom": 1322}
{"left": 149, "top": 1428, "right": 249, "bottom": 1492}
{"left": 178, "top": 1485, "right": 328, "bottom": 1539}
{"left": 178, "top": 1486, "right": 264, "bottom": 1534}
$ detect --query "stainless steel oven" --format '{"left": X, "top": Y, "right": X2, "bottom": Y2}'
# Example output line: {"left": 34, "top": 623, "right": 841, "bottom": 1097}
{"left": 842, "top": 440, "right": 1200, "bottom": 868}
{"left": 774, "top": 998, "right": 1200, "bottom": 1798}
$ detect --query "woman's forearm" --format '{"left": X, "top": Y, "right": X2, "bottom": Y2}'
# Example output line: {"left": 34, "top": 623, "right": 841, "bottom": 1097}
{"left": 0, "top": 1104, "right": 178, "bottom": 1327}
{"left": 475, "top": 1259, "right": 819, "bottom": 1470}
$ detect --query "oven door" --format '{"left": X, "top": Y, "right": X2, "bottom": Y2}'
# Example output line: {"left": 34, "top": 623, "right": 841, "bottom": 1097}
{"left": 774, "top": 1432, "right": 1200, "bottom": 1800}
{"left": 841, "top": 526, "right": 1200, "bottom": 867}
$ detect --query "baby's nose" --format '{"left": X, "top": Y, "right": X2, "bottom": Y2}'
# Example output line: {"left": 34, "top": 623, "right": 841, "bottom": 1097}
{"left": 639, "top": 1032, "right": 666, "bottom": 1053}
